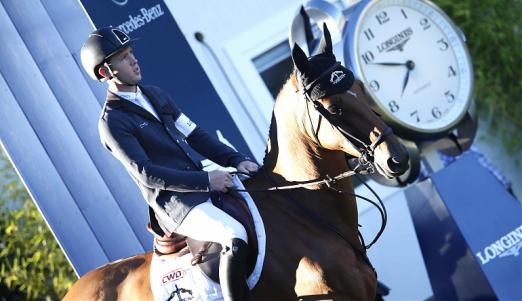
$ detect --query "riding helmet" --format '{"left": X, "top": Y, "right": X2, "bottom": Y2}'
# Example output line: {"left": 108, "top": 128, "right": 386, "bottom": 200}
{"left": 80, "top": 27, "right": 137, "bottom": 81}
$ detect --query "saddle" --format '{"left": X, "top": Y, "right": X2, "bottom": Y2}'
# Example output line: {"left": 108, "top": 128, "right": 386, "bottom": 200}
{"left": 148, "top": 191, "right": 259, "bottom": 283}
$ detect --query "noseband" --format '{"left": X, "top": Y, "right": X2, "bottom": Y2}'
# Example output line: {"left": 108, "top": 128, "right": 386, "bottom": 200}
{"left": 297, "top": 63, "right": 393, "bottom": 174}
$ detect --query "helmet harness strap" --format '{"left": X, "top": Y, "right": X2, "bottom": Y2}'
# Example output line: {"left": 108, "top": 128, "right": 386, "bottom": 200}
{"left": 104, "top": 61, "right": 137, "bottom": 87}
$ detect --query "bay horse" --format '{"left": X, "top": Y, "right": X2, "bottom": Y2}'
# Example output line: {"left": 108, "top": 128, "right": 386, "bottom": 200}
{"left": 64, "top": 26, "right": 408, "bottom": 301}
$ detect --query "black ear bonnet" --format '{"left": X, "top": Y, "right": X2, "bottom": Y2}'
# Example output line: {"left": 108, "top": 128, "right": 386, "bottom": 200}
{"left": 298, "top": 55, "right": 354, "bottom": 102}
{"left": 292, "top": 24, "right": 354, "bottom": 101}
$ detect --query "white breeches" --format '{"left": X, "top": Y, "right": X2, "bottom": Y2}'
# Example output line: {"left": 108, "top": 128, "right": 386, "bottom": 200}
{"left": 176, "top": 199, "right": 248, "bottom": 246}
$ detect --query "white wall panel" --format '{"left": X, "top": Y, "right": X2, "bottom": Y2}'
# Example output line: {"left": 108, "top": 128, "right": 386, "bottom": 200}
{"left": 0, "top": 0, "right": 148, "bottom": 275}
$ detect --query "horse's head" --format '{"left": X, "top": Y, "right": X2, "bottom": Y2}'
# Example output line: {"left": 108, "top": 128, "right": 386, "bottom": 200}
{"left": 290, "top": 24, "right": 409, "bottom": 178}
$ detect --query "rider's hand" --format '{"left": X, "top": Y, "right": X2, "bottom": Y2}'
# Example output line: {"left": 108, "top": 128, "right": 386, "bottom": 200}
{"left": 237, "top": 160, "right": 259, "bottom": 175}
{"left": 208, "top": 170, "right": 234, "bottom": 192}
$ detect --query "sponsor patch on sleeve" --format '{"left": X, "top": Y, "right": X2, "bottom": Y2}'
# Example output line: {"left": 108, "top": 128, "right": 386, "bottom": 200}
{"left": 175, "top": 113, "right": 196, "bottom": 137}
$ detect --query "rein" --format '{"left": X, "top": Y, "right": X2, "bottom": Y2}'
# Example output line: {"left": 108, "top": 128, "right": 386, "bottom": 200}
{"left": 297, "top": 65, "right": 393, "bottom": 175}
{"left": 231, "top": 170, "right": 387, "bottom": 250}
{"left": 229, "top": 66, "right": 395, "bottom": 275}
{"left": 231, "top": 170, "right": 386, "bottom": 276}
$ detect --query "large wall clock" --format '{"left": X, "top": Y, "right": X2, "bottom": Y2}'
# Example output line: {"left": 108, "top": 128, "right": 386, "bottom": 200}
{"left": 289, "top": 0, "right": 477, "bottom": 186}
{"left": 344, "top": 0, "right": 474, "bottom": 140}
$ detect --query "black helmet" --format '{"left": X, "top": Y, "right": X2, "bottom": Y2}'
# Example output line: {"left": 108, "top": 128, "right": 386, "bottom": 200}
{"left": 80, "top": 27, "right": 137, "bottom": 81}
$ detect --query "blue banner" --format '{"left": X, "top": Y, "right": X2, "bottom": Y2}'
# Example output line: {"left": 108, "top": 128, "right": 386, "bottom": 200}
{"left": 432, "top": 153, "right": 521, "bottom": 300}
{"left": 79, "top": 0, "right": 253, "bottom": 161}
{"left": 407, "top": 153, "right": 521, "bottom": 300}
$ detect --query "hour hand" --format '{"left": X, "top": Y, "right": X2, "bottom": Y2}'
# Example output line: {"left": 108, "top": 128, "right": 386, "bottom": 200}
{"left": 401, "top": 69, "right": 410, "bottom": 96}
{"left": 401, "top": 60, "right": 415, "bottom": 97}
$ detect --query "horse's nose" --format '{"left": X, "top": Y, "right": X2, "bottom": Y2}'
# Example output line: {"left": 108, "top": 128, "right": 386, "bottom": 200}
{"left": 387, "top": 153, "right": 409, "bottom": 174}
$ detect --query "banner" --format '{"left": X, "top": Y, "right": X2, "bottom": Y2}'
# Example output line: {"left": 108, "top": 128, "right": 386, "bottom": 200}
{"left": 79, "top": 0, "right": 253, "bottom": 162}
{"left": 406, "top": 153, "right": 521, "bottom": 300}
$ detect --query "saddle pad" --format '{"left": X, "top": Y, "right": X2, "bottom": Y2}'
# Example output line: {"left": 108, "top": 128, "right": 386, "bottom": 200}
{"left": 181, "top": 175, "right": 267, "bottom": 290}
{"left": 150, "top": 252, "right": 223, "bottom": 301}
{"left": 231, "top": 175, "right": 266, "bottom": 288}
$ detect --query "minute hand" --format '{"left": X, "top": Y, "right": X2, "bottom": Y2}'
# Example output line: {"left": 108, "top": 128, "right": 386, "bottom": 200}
{"left": 369, "top": 62, "right": 407, "bottom": 66}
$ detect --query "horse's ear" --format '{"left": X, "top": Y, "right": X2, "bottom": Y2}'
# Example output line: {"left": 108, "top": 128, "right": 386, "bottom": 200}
{"left": 292, "top": 42, "right": 309, "bottom": 73}
{"left": 317, "top": 23, "right": 333, "bottom": 56}
{"left": 300, "top": 6, "right": 315, "bottom": 52}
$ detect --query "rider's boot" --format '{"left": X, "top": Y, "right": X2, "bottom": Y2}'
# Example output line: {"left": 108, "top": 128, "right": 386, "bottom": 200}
{"left": 219, "top": 238, "right": 252, "bottom": 301}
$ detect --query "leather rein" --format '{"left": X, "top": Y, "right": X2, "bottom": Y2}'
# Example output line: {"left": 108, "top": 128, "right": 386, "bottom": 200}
{"left": 230, "top": 64, "right": 397, "bottom": 275}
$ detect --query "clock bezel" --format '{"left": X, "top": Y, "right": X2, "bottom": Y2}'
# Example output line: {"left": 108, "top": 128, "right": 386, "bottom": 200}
{"left": 343, "top": 0, "right": 474, "bottom": 139}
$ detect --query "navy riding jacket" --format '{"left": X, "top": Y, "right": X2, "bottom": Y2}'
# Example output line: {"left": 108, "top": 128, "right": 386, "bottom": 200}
{"left": 98, "top": 85, "right": 251, "bottom": 234}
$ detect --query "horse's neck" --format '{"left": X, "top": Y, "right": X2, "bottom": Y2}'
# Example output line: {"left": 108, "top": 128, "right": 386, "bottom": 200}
{"left": 265, "top": 77, "right": 350, "bottom": 187}
{"left": 271, "top": 132, "right": 346, "bottom": 185}
{"left": 259, "top": 79, "right": 359, "bottom": 233}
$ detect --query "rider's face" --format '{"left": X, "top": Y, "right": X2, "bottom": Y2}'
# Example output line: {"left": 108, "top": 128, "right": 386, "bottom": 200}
{"left": 108, "top": 47, "right": 141, "bottom": 85}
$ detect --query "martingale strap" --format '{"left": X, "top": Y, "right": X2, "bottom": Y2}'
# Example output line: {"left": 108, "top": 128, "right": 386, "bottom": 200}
{"left": 260, "top": 171, "right": 378, "bottom": 276}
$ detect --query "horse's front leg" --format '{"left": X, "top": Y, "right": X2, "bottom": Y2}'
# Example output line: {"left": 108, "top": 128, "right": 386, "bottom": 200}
{"left": 294, "top": 256, "right": 334, "bottom": 299}
{"left": 294, "top": 255, "right": 377, "bottom": 301}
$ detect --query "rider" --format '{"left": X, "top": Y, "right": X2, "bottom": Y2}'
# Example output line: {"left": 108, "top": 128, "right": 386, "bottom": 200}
{"left": 80, "top": 27, "right": 258, "bottom": 301}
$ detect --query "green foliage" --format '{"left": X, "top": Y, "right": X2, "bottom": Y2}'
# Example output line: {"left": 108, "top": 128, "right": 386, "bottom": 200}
{"left": 434, "top": 0, "right": 522, "bottom": 154}
{"left": 0, "top": 149, "right": 76, "bottom": 300}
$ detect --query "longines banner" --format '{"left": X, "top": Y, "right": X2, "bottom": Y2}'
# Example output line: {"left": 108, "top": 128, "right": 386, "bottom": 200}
{"left": 407, "top": 153, "right": 521, "bottom": 300}
{"left": 79, "top": 0, "right": 253, "bottom": 161}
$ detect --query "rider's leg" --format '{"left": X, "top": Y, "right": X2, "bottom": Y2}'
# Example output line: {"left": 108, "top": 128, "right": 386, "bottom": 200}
{"left": 219, "top": 237, "right": 250, "bottom": 301}
{"left": 175, "top": 200, "right": 250, "bottom": 301}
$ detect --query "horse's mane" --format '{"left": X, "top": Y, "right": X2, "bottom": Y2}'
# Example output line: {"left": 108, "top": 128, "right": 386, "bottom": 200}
{"left": 261, "top": 72, "right": 299, "bottom": 167}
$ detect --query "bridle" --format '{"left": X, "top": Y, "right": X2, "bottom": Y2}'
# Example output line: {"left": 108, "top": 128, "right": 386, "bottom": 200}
{"left": 230, "top": 63, "right": 397, "bottom": 274}
{"left": 172, "top": 61, "right": 395, "bottom": 275}
{"left": 297, "top": 61, "right": 393, "bottom": 175}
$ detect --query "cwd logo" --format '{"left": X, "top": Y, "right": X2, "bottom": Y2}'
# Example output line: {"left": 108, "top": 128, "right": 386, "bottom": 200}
{"left": 161, "top": 268, "right": 186, "bottom": 284}
{"left": 475, "top": 224, "right": 522, "bottom": 265}
{"left": 111, "top": 0, "right": 128, "bottom": 6}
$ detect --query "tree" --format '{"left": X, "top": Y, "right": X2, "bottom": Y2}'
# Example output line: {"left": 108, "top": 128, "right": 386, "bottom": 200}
{"left": 434, "top": 0, "right": 522, "bottom": 155}
{"left": 0, "top": 149, "right": 76, "bottom": 300}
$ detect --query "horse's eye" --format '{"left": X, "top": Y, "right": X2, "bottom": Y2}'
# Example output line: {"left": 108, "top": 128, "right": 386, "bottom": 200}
{"left": 327, "top": 103, "right": 342, "bottom": 115}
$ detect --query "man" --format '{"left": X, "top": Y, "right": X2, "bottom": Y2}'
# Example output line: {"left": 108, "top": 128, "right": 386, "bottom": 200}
{"left": 80, "top": 27, "right": 258, "bottom": 301}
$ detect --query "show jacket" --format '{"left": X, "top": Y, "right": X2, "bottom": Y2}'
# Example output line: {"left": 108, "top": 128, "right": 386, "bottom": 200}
{"left": 98, "top": 85, "right": 251, "bottom": 233}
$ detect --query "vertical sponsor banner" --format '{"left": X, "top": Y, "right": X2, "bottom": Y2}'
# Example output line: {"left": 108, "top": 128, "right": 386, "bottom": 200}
{"left": 78, "top": 0, "right": 253, "bottom": 162}
{"left": 406, "top": 153, "right": 521, "bottom": 300}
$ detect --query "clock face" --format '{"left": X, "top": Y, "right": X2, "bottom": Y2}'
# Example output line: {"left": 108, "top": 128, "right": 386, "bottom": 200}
{"left": 347, "top": 0, "right": 473, "bottom": 134}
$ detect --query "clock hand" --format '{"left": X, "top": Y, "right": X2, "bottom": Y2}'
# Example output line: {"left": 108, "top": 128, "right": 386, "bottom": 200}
{"left": 370, "top": 62, "right": 407, "bottom": 66}
{"left": 401, "top": 69, "right": 410, "bottom": 97}
{"left": 401, "top": 60, "right": 415, "bottom": 97}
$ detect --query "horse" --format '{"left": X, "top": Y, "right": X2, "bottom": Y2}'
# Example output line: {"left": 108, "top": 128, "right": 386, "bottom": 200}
{"left": 63, "top": 25, "right": 409, "bottom": 301}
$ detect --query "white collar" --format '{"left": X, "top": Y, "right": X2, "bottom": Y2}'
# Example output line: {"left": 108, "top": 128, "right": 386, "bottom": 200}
{"left": 113, "top": 87, "right": 141, "bottom": 101}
